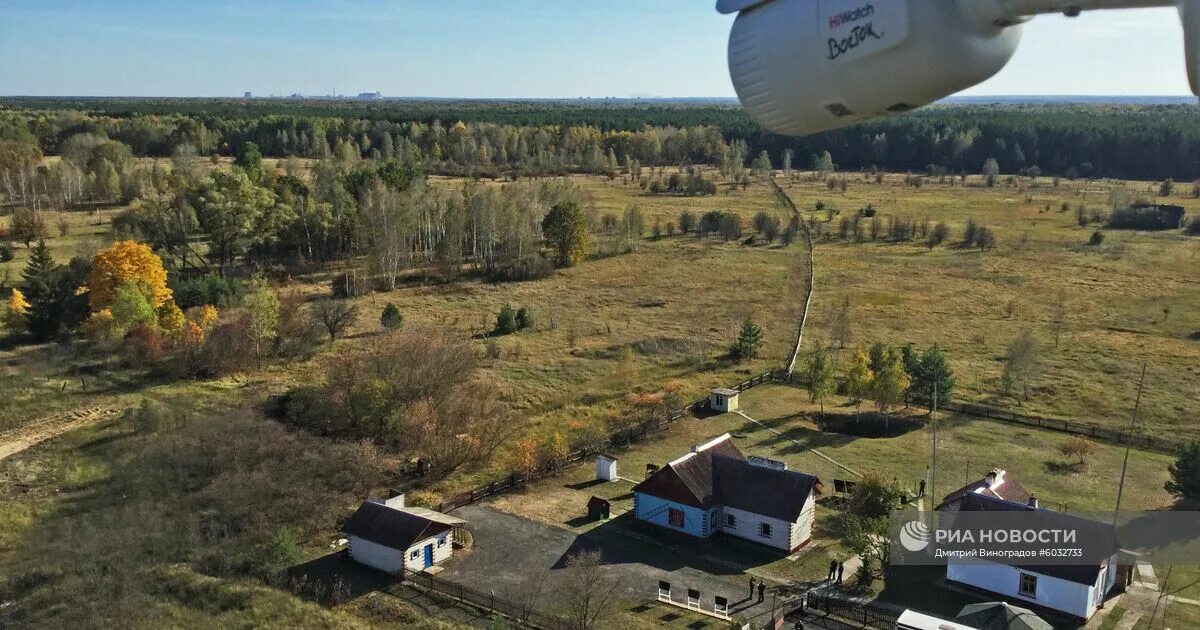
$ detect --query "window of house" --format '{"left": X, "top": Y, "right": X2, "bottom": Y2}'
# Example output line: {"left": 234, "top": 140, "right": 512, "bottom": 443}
{"left": 726, "top": 514, "right": 737, "bottom": 528}
{"left": 410, "top": 549, "right": 419, "bottom": 560}
{"left": 668, "top": 508, "right": 684, "bottom": 528}
{"left": 1019, "top": 573, "right": 1038, "bottom": 597}
{"left": 759, "top": 522, "right": 772, "bottom": 538}
{"left": 438, "top": 537, "right": 446, "bottom": 547}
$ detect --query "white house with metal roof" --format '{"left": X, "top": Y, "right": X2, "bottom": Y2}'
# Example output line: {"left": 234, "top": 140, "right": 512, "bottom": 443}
{"left": 631, "top": 434, "right": 821, "bottom": 552}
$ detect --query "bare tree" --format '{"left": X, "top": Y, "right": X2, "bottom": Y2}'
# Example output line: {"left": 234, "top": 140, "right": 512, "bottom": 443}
{"left": 507, "top": 569, "right": 550, "bottom": 625}
{"left": 1002, "top": 329, "right": 1041, "bottom": 403}
{"left": 1050, "top": 290, "right": 1068, "bottom": 348}
{"left": 558, "top": 550, "right": 623, "bottom": 630}
{"left": 831, "top": 296, "right": 853, "bottom": 350}
{"left": 309, "top": 299, "right": 360, "bottom": 343}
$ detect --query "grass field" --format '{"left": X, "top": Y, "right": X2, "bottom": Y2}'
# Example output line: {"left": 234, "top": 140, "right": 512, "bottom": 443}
{"left": 579, "top": 171, "right": 1200, "bottom": 440}
{"left": 3, "top": 166, "right": 1199, "bottom": 627}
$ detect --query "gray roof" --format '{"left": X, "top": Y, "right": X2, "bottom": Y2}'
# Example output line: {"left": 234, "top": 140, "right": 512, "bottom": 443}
{"left": 633, "top": 436, "right": 820, "bottom": 520}
{"left": 711, "top": 388, "right": 739, "bottom": 397}
{"left": 957, "top": 494, "right": 1115, "bottom": 586}
{"left": 957, "top": 602, "right": 1053, "bottom": 630}
{"left": 341, "top": 501, "right": 452, "bottom": 550}
{"left": 712, "top": 455, "right": 820, "bottom": 521}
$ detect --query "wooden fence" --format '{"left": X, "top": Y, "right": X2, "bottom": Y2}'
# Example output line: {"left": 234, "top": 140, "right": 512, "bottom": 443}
{"left": 935, "top": 399, "right": 1182, "bottom": 454}
{"left": 780, "top": 372, "right": 1184, "bottom": 456}
{"left": 435, "top": 370, "right": 783, "bottom": 513}
{"left": 402, "top": 569, "right": 569, "bottom": 629}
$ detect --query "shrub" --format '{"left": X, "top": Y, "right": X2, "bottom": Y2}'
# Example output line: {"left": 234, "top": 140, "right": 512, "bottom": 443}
{"left": 380, "top": 303, "right": 403, "bottom": 330}
{"left": 1088, "top": 230, "right": 1106, "bottom": 246}
{"left": 172, "top": 274, "right": 237, "bottom": 309}
{"left": 195, "top": 314, "right": 258, "bottom": 376}
{"left": 962, "top": 217, "right": 980, "bottom": 246}
{"left": 494, "top": 304, "right": 519, "bottom": 335}
{"left": 487, "top": 254, "right": 554, "bottom": 283}
{"left": 407, "top": 490, "right": 443, "bottom": 509}
{"left": 128, "top": 398, "right": 181, "bottom": 434}
{"left": 1184, "top": 217, "right": 1200, "bottom": 236}
{"left": 1059, "top": 436, "right": 1097, "bottom": 465}
{"left": 516, "top": 307, "right": 534, "bottom": 331}
{"left": 1108, "top": 204, "right": 1186, "bottom": 231}
{"left": 0, "top": 243, "right": 12, "bottom": 263}
{"left": 123, "top": 325, "right": 164, "bottom": 365}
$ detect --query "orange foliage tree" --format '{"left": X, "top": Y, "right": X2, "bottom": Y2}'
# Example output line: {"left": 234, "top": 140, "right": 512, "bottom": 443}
{"left": 84, "top": 241, "right": 173, "bottom": 312}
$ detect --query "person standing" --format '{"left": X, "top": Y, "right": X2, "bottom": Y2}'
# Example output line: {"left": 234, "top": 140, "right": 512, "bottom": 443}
{"left": 828, "top": 559, "right": 838, "bottom": 581}
{"left": 837, "top": 562, "right": 845, "bottom": 584}
{"left": 918, "top": 478, "right": 926, "bottom": 498}
{"left": 757, "top": 580, "right": 766, "bottom": 603}
{"left": 749, "top": 576, "right": 757, "bottom": 598}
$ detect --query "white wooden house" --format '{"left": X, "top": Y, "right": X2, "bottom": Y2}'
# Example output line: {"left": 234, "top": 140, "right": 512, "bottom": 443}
{"left": 342, "top": 500, "right": 465, "bottom": 575}
{"left": 632, "top": 434, "right": 821, "bottom": 552}
{"left": 937, "top": 488, "right": 1121, "bottom": 623}
{"left": 709, "top": 388, "right": 740, "bottom": 413}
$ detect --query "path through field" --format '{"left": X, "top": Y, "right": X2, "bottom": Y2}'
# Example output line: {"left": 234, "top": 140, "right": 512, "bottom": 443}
{"left": 771, "top": 181, "right": 816, "bottom": 378}
{"left": 0, "top": 404, "right": 124, "bottom": 462}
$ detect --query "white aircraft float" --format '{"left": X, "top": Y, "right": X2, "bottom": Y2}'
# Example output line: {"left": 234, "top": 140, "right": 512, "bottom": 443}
{"left": 717, "top": 0, "right": 1200, "bottom": 135}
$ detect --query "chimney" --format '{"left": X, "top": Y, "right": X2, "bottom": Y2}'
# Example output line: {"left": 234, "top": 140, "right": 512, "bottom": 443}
{"left": 1028, "top": 496, "right": 1039, "bottom": 509}
{"left": 985, "top": 468, "right": 1005, "bottom": 489}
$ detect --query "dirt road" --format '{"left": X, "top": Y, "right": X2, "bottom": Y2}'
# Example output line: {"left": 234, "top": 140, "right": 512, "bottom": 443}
{"left": 0, "top": 405, "right": 125, "bottom": 462}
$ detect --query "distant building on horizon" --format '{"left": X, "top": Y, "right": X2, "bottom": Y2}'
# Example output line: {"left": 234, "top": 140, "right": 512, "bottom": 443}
{"left": 358, "top": 91, "right": 383, "bottom": 100}
{"left": 243, "top": 91, "right": 252, "bottom": 99}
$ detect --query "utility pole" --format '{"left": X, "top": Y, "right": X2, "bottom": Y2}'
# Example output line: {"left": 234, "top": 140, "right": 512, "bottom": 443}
{"left": 930, "top": 382, "right": 938, "bottom": 516}
{"left": 1110, "top": 363, "right": 1147, "bottom": 584}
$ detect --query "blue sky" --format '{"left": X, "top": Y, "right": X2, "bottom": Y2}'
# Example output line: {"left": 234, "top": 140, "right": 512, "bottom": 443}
{"left": 0, "top": 0, "right": 1190, "bottom": 97}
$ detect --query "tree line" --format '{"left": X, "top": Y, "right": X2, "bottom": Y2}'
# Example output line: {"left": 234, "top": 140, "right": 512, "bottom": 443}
{"left": 4, "top": 99, "right": 1200, "bottom": 183}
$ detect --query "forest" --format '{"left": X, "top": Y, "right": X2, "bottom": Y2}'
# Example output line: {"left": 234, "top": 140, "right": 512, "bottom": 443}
{"left": 3, "top": 97, "right": 1200, "bottom": 180}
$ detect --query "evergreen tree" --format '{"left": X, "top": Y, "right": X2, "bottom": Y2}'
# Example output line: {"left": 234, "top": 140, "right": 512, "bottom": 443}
{"left": 912, "top": 345, "right": 955, "bottom": 409}
{"left": 494, "top": 304, "right": 519, "bottom": 335}
{"left": 380, "top": 303, "right": 404, "bottom": 330}
{"left": 1166, "top": 442, "right": 1200, "bottom": 503}
{"left": 21, "top": 240, "right": 63, "bottom": 341}
{"left": 731, "top": 319, "right": 764, "bottom": 361}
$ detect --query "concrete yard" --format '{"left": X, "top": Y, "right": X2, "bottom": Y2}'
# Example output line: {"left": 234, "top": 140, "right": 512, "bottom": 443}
{"left": 438, "top": 503, "right": 794, "bottom": 624}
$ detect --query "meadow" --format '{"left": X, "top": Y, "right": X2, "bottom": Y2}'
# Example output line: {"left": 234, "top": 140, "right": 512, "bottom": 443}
{"left": 3, "top": 163, "right": 1199, "bottom": 628}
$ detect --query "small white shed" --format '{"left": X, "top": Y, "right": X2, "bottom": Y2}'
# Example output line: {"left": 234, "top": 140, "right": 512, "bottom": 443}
{"left": 596, "top": 454, "right": 618, "bottom": 481}
{"left": 341, "top": 500, "right": 464, "bottom": 575}
{"left": 709, "top": 388, "right": 740, "bottom": 413}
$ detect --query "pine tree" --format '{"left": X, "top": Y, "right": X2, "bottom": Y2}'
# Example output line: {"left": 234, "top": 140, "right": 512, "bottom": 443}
{"left": 21, "top": 240, "right": 63, "bottom": 341}
{"left": 731, "top": 319, "right": 764, "bottom": 361}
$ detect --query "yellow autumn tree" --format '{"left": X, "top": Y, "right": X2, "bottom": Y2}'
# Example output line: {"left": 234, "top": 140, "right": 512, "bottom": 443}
{"left": 85, "top": 241, "right": 173, "bottom": 312}
{"left": 158, "top": 302, "right": 185, "bottom": 335}
{"left": 4, "top": 289, "right": 30, "bottom": 333}
{"left": 190, "top": 305, "right": 219, "bottom": 331}
{"left": 8, "top": 288, "right": 30, "bottom": 315}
